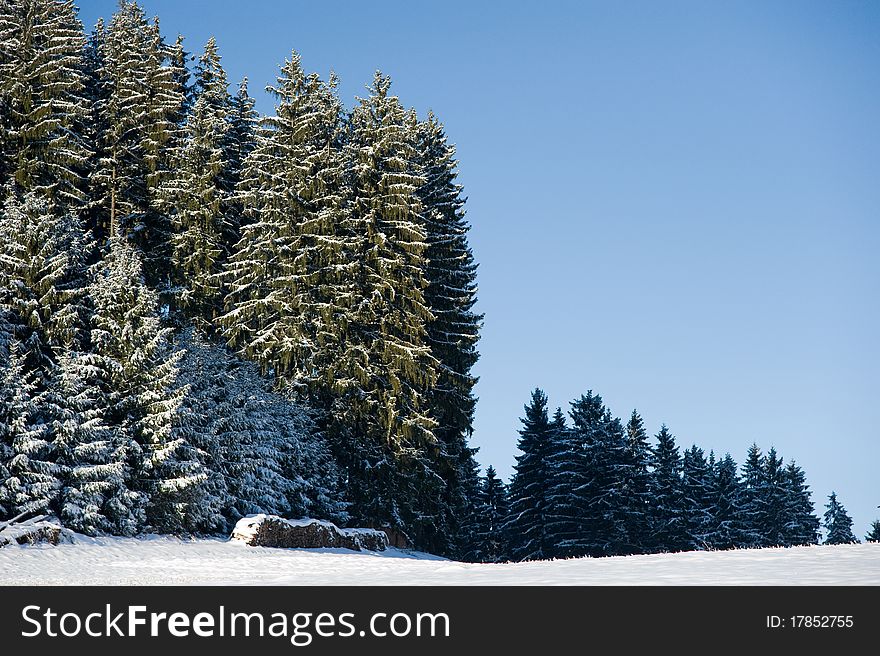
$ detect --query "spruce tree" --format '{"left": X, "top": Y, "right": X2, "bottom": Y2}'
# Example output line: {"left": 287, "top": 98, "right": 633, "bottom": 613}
{"left": 415, "top": 112, "right": 482, "bottom": 555}
{"left": 823, "top": 492, "right": 858, "bottom": 545}
{"left": 159, "top": 37, "right": 233, "bottom": 325}
{"left": 89, "top": 237, "right": 206, "bottom": 534}
{"left": 89, "top": 1, "right": 184, "bottom": 269}
{"left": 0, "top": 339, "right": 58, "bottom": 518}
{"left": 504, "top": 389, "right": 556, "bottom": 561}
{"left": 622, "top": 409, "right": 652, "bottom": 552}
{"left": 471, "top": 465, "right": 509, "bottom": 563}
{"left": 706, "top": 452, "right": 745, "bottom": 550}
{"left": 648, "top": 424, "right": 687, "bottom": 552}
{"left": 0, "top": 0, "right": 90, "bottom": 207}
{"left": 50, "top": 349, "right": 120, "bottom": 535}
{"left": 739, "top": 443, "right": 767, "bottom": 547}
{"left": 780, "top": 461, "right": 819, "bottom": 546}
{"left": 866, "top": 520, "right": 880, "bottom": 543}
{"left": 681, "top": 445, "right": 714, "bottom": 550}
{"left": 760, "top": 447, "right": 789, "bottom": 547}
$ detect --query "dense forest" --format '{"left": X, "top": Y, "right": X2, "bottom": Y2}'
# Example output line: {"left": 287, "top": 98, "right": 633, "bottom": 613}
{"left": 0, "top": 1, "right": 873, "bottom": 561}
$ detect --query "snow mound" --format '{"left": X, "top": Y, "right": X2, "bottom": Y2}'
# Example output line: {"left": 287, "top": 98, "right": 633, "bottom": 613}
{"left": 231, "top": 514, "right": 388, "bottom": 552}
{"left": 0, "top": 516, "right": 73, "bottom": 548}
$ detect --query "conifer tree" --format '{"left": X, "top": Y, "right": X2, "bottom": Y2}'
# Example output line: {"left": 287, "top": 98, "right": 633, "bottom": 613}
{"left": 706, "top": 452, "right": 745, "bottom": 550}
{"left": 415, "top": 112, "right": 482, "bottom": 554}
{"left": 89, "top": 237, "right": 206, "bottom": 534}
{"left": 51, "top": 349, "right": 121, "bottom": 535}
{"left": 823, "top": 492, "right": 858, "bottom": 545}
{"left": 681, "top": 445, "right": 714, "bottom": 550}
{"left": 780, "top": 460, "right": 819, "bottom": 546}
{"left": 866, "top": 520, "right": 880, "bottom": 543}
{"left": 760, "top": 447, "right": 789, "bottom": 546}
{"left": 505, "top": 390, "right": 557, "bottom": 561}
{"left": 648, "top": 424, "right": 687, "bottom": 552}
{"left": 223, "top": 77, "right": 258, "bottom": 248}
{"left": 739, "top": 443, "right": 767, "bottom": 547}
{"left": 159, "top": 37, "right": 233, "bottom": 325}
{"left": 0, "top": 0, "right": 90, "bottom": 207}
{"left": 0, "top": 339, "right": 58, "bottom": 518}
{"left": 89, "top": 1, "right": 184, "bottom": 269}
{"left": 471, "top": 465, "right": 509, "bottom": 563}
{"left": 622, "top": 409, "right": 652, "bottom": 552}
{"left": 0, "top": 191, "right": 90, "bottom": 370}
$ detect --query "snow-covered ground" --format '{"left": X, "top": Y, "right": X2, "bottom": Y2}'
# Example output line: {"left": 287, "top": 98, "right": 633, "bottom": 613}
{"left": 2, "top": 536, "right": 878, "bottom": 585}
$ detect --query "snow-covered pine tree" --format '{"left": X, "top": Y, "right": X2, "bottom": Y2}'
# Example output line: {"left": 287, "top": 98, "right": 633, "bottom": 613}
{"left": 780, "top": 460, "right": 819, "bottom": 546}
{"left": 621, "top": 409, "right": 653, "bottom": 552}
{"left": 414, "top": 112, "right": 482, "bottom": 556}
{"left": 471, "top": 465, "right": 508, "bottom": 563}
{"left": 681, "top": 445, "right": 714, "bottom": 550}
{"left": 0, "top": 0, "right": 90, "bottom": 207}
{"left": 648, "top": 424, "right": 687, "bottom": 552}
{"left": 544, "top": 405, "right": 582, "bottom": 558}
{"left": 50, "top": 348, "right": 121, "bottom": 535}
{"left": 504, "top": 389, "right": 557, "bottom": 561}
{"left": 822, "top": 492, "right": 858, "bottom": 545}
{"left": 159, "top": 37, "right": 233, "bottom": 326}
{"left": 174, "top": 329, "right": 346, "bottom": 530}
{"left": 705, "top": 452, "right": 745, "bottom": 550}
{"left": 866, "top": 520, "right": 880, "bottom": 543}
{"left": 758, "top": 447, "right": 790, "bottom": 547}
{"left": 220, "top": 52, "right": 349, "bottom": 383}
{"left": 0, "top": 191, "right": 90, "bottom": 371}
{"left": 89, "top": 1, "right": 184, "bottom": 273}
{"left": 223, "top": 77, "right": 258, "bottom": 249}
{"left": 89, "top": 236, "right": 206, "bottom": 534}
{"left": 0, "top": 338, "right": 58, "bottom": 519}
{"left": 739, "top": 443, "right": 768, "bottom": 547}
{"left": 326, "top": 72, "right": 440, "bottom": 546}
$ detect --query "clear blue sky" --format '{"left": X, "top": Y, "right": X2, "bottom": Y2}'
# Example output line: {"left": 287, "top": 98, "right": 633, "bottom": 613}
{"left": 79, "top": 1, "right": 879, "bottom": 538}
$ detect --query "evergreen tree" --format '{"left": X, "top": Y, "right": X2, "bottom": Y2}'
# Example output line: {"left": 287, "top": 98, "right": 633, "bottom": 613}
{"left": 0, "top": 0, "right": 90, "bottom": 207}
{"left": 706, "top": 452, "right": 745, "bottom": 550}
{"left": 0, "top": 339, "right": 58, "bottom": 518}
{"left": 89, "top": 237, "right": 206, "bottom": 534}
{"left": 471, "top": 465, "right": 509, "bottom": 563}
{"left": 823, "top": 492, "right": 858, "bottom": 545}
{"left": 0, "top": 191, "right": 90, "bottom": 370}
{"left": 223, "top": 77, "right": 258, "bottom": 249}
{"left": 545, "top": 405, "right": 582, "bottom": 558}
{"left": 504, "top": 389, "right": 556, "bottom": 561}
{"left": 621, "top": 409, "right": 652, "bottom": 552}
{"left": 681, "top": 445, "right": 714, "bottom": 550}
{"left": 780, "top": 461, "right": 819, "bottom": 546}
{"left": 866, "top": 520, "right": 880, "bottom": 543}
{"left": 51, "top": 349, "right": 121, "bottom": 535}
{"left": 415, "top": 112, "right": 482, "bottom": 556}
{"left": 760, "top": 447, "right": 789, "bottom": 546}
{"left": 159, "top": 37, "right": 233, "bottom": 325}
{"left": 739, "top": 443, "right": 766, "bottom": 547}
{"left": 89, "top": 1, "right": 184, "bottom": 270}
{"left": 648, "top": 424, "right": 687, "bottom": 552}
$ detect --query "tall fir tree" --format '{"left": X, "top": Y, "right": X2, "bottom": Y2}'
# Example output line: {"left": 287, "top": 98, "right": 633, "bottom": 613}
{"left": 88, "top": 236, "right": 206, "bottom": 534}
{"left": 739, "top": 442, "right": 767, "bottom": 547}
{"left": 706, "top": 452, "right": 746, "bottom": 550}
{"left": 648, "top": 424, "right": 687, "bottom": 552}
{"left": 681, "top": 445, "right": 714, "bottom": 550}
{"left": 470, "top": 465, "right": 509, "bottom": 563}
{"left": 504, "top": 389, "right": 557, "bottom": 561}
{"left": 158, "top": 37, "right": 233, "bottom": 325}
{"left": 780, "top": 460, "right": 819, "bottom": 546}
{"left": 0, "top": 0, "right": 90, "bottom": 207}
{"left": 621, "top": 409, "right": 652, "bottom": 552}
{"left": 415, "top": 112, "right": 482, "bottom": 556}
{"left": 822, "top": 492, "right": 858, "bottom": 545}
{"left": 50, "top": 349, "right": 121, "bottom": 535}
{"left": 760, "top": 447, "right": 790, "bottom": 546}
{"left": 89, "top": 1, "right": 184, "bottom": 275}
